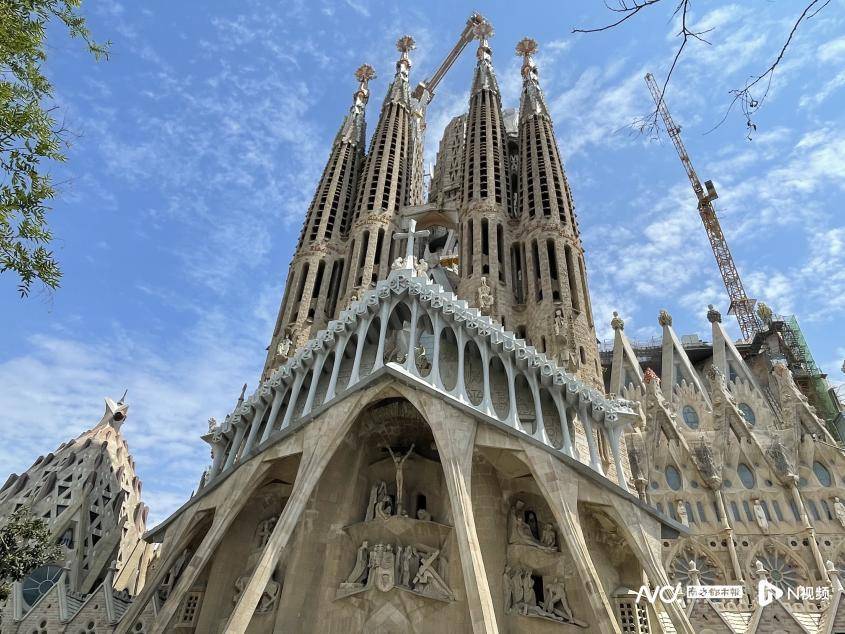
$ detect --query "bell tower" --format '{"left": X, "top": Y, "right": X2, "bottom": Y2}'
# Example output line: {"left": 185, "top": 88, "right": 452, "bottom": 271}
{"left": 264, "top": 65, "right": 373, "bottom": 375}
{"left": 456, "top": 21, "right": 512, "bottom": 324}
{"left": 513, "top": 38, "right": 601, "bottom": 386}
{"left": 341, "top": 36, "right": 417, "bottom": 304}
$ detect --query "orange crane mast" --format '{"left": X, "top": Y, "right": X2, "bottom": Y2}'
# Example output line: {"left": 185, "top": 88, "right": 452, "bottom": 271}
{"left": 645, "top": 73, "right": 762, "bottom": 341}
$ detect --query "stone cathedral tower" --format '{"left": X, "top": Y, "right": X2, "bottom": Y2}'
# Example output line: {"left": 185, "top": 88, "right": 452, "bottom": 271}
{"left": 20, "top": 13, "right": 841, "bottom": 634}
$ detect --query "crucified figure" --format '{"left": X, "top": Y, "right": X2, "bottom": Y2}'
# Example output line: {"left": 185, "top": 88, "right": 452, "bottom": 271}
{"left": 387, "top": 444, "right": 415, "bottom": 515}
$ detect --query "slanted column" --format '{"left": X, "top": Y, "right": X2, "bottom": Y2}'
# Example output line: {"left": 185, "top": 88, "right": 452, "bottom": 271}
{"left": 404, "top": 301, "right": 419, "bottom": 374}
{"left": 373, "top": 303, "right": 391, "bottom": 371}
{"left": 505, "top": 357, "right": 518, "bottom": 428}
{"left": 348, "top": 319, "right": 369, "bottom": 385}
{"left": 714, "top": 489, "right": 744, "bottom": 582}
{"left": 302, "top": 353, "right": 327, "bottom": 416}
{"left": 241, "top": 402, "right": 268, "bottom": 457}
{"left": 455, "top": 328, "right": 467, "bottom": 399}
{"left": 579, "top": 400, "right": 603, "bottom": 475}
{"left": 425, "top": 401, "right": 499, "bottom": 633}
{"left": 324, "top": 333, "right": 348, "bottom": 401}
{"left": 431, "top": 314, "right": 444, "bottom": 390}
{"left": 279, "top": 372, "right": 306, "bottom": 430}
{"left": 223, "top": 423, "right": 247, "bottom": 471}
{"left": 551, "top": 390, "right": 573, "bottom": 457}
{"left": 606, "top": 426, "right": 630, "bottom": 493}
{"left": 480, "top": 343, "right": 493, "bottom": 416}
{"left": 527, "top": 373, "right": 548, "bottom": 444}
{"left": 521, "top": 445, "right": 623, "bottom": 634}
{"left": 260, "top": 386, "right": 288, "bottom": 444}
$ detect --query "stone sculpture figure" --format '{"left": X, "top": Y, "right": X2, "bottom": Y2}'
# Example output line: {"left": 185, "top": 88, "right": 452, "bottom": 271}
{"left": 416, "top": 507, "right": 432, "bottom": 522}
{"left": 540, "top": 522, "right": 557, "bottom": 549}
{"left": 401, "top": 544, "right": 415, "bottom": 587}
{"left": 412, "top": 547, "right": 452, "bottom": 600}
{"left": 276, "top": 336, "right": 292, "bottom": 359}
{"left": 366, "top": 481, "right": 388, "bottom": 521}
{"left": 510, "top": 567, "right": 524, "bottom": 607}
{"left": 676, "top": 500, "right": 689, "bottom": 527}
{"left": 477, "top": 276, "right": 494, "bottom": 313}
{"left": 414, "top": 257, "right": 429, "bottom": 278}
{"left": 503, "top": 565, "right": 513, "bottom": 611}
{"left": 522, "top": 572, "right": 537, "bottom": 612}
{"left": 834, "top": 497, "right": 845, "bottom": 530}
{"left": 387, "top": 444, "right": 415, "bottom": 515}
{"left": 544, "top": 577, "right": 574, "bottom": 622}
{"left": 233, "top": 574, "right": 281, "bottom": 614}
{"left": 752, "top": 499, "right": 770, "bottom": 533}
{"left": 343, "top": 541, "right": 369, "bottom": 587}
{"left": 375, "top": 494, "right": 393, "bottom": 520}
{"left": 508, "top": 500, "right": 555, "bottom": 551}
{"left": 391, "top": 256, "right": 406, "bottom": 271}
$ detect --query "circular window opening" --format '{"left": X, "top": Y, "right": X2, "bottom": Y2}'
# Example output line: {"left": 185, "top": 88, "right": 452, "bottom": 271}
{"left": 682, "top": 405, "right": 699, "bottom": 429}
{"left": 737, "top": 463, "right": 756, "bottom": 489}
{"left": 737, "top": 403, "right": 755, "bottom": 425}
{"left": 665, "top": 465, "right": 682, "bottom": 491}
{"left": 22, "top": 565, "right": 63, "bottom": 607}
{"left": 813, "top": 461, "right": 832, "bottom": 487}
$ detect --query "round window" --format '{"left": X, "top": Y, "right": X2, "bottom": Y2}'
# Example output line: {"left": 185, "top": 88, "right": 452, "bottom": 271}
{"left": 737, "top": 463, "right": 756, "bottom": 489}
{"left": 738, "top": 403, "right": 756, "bottom": 426}
{"left": 682, "top": 405, "right": 699, "bottom": 429}
{"left": 665, "top": 465, "right": 682, "bottom": 491}
{"left": 22, "top": 565, "right": 63, "bottom": 607}
{"left": 813, "top": 461, "right": 832, "bottom": 487}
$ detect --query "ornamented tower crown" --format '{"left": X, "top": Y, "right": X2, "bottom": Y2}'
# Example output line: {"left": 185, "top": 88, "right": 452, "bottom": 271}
{"left": 512, "top": 38, "right": 601, "bottom": 386}
{"left": 341, "top": 37, "right": 417, "bottom": 304}
{"left": 456, "top": 20, "right": 513, "bottom": 325}
{"left": 264, "top": 65, "right": 374, "bottom": 375}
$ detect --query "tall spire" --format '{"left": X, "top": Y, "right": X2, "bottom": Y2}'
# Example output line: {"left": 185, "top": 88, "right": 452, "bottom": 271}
{"left": 343, "top": 36, "right": 417, "bottom": 299}
{"left": 264, "top": 66, "right": 373, "bottom": 377}
{"left": 513, "top": 37, "right": 601, "bottom": 388}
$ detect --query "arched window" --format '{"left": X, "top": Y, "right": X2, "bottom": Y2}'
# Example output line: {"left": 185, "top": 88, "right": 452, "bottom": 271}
{"left": 737, "top": 403, "right": 756, "bottom": 426}
{"left": 22, "top": 564, "right": 63, "bottom": 607}
{"left": 682, "top": 405, "right": 699, "bottom": 429}
{"left": 813, "top": 461, "right": 832, "bottom": 487}
{"left": 665, "top": 465, "right": 682, "bottom": 491}
{"left": 737, "top": 463, "right": 756, "bottom": 489}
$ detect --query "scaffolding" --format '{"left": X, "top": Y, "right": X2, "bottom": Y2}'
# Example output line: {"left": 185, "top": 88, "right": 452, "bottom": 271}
{"left": 779, "top": 314, "right": 840, "bottom": 429}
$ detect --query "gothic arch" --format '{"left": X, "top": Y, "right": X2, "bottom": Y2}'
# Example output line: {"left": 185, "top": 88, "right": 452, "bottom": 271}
{"left": 746, "top": 540, "right": 810, "bottom": 591}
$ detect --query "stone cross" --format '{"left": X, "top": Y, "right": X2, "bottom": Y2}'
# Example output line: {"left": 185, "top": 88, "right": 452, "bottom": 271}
{"left": 393, "top": 219, "right": 430, "bottom": 264}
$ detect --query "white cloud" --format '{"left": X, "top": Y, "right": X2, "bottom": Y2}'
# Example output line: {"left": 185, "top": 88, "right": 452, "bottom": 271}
{"left": 818, "top": 35, "right": 845, "bottom": 62}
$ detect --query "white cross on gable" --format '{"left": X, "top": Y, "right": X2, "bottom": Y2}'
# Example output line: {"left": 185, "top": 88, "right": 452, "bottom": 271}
{"left": 393, "top": 219, "right": 430, "bottom": 263}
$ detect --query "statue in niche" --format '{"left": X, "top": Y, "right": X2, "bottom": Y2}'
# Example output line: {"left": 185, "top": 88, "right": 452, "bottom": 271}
{"left": 553, "top": 308, "right": 567, "bottom": 339}
{"left": 416, "top": 508, "right": 432, "bottom": 522}
{"left": 414, "top": 257, "right": 429, "bottom": 279}
{"left": 415, "top": 345, "right": 431, "bottom": 372}
{"left": 544, "top": 577, "right": 575, "bottom": 622}
{"left": 383, "top": 322, "right": 411, "bottom": 364}
{"left": 371, "top": 543, "right": 395, "bottom": 592}
{"left": 752, "top": 499, "right": 770, "bottom": 534}
{"left": 676, "top": 500, "right": 689, "bottom": 527}
{"left": 365, "top": 481, "right": 389, "bottom": 521}
{"left": 341, "top": 541, "right": 370, "bottom": 589}
{"left": 540, "top": 523, "right": 557, "bottom": 549}
{"left": 477, "top": 276, "right": 494, "bottom": 313}
{"left": 276, "top": 336, "right": 292, "bottom": 360}
{"left": 413, "top": 546, "right": 453, "bottom": 600}
{"left": 233, "top": 574, "right": 281, "bottom": 614}
{"left": 375, "top": 494, "right": 393, "bottom": 520}
{"left": 521, "top": 571, "right": 537, "bottom": 612}
{"left": 400, "top": 544, "right": 416, "bottom": 587}
{"left": 508, "top": 500, "right": 556, "bottom": 551}
{"left": 834, "top": 497, "right": 845, "bottom": 530}
{"left": 525, "top": 510, "right": 539, "bottom": 540}
{"left": 387, "top": 444, "right": 415, "bottom": 516}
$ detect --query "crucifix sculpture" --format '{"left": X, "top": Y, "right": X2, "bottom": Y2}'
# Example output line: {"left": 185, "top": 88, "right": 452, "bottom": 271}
{"left": 386, "top": 444, "right": 415, "bottom": 515}
{"left": 392, "top": 219, "right": 430, "bottom": 267}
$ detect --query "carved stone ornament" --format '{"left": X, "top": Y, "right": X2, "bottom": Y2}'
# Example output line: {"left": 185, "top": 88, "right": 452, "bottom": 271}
{"left": 508, "top": 499, "right": 556, "bottom": 552}
{"left": 477, "top": 276, "right": 494, "bottom": 313}
{"left": 610, "top": 311, "right": 624, "bottom": 331}
{"left": 658, "top": 309, "right": 673, "bottom": 327}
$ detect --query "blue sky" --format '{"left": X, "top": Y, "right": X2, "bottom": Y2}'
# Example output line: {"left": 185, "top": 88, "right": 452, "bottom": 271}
{"left": 1, "top": 1, "right": 843, "bottom": 526}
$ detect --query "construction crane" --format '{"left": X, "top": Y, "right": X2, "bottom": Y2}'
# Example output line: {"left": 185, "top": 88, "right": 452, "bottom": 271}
{"left": 645, "top": 73, "right": 762, "bottom": 341}
{"left": 407, "top": 13, "right": 487, "bottom": 205}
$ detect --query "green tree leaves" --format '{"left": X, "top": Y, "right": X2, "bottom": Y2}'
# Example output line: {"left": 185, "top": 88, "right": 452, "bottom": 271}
{"left": 0, "top": 0, "right": 108, "bottom": 296}
{"left": 0, "top": 507, "right": 62, "bottom": 601}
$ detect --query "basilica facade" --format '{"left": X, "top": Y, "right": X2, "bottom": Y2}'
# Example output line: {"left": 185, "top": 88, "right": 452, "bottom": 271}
{"left": 2, "top": 14, "right": 845, "bottom": 634}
